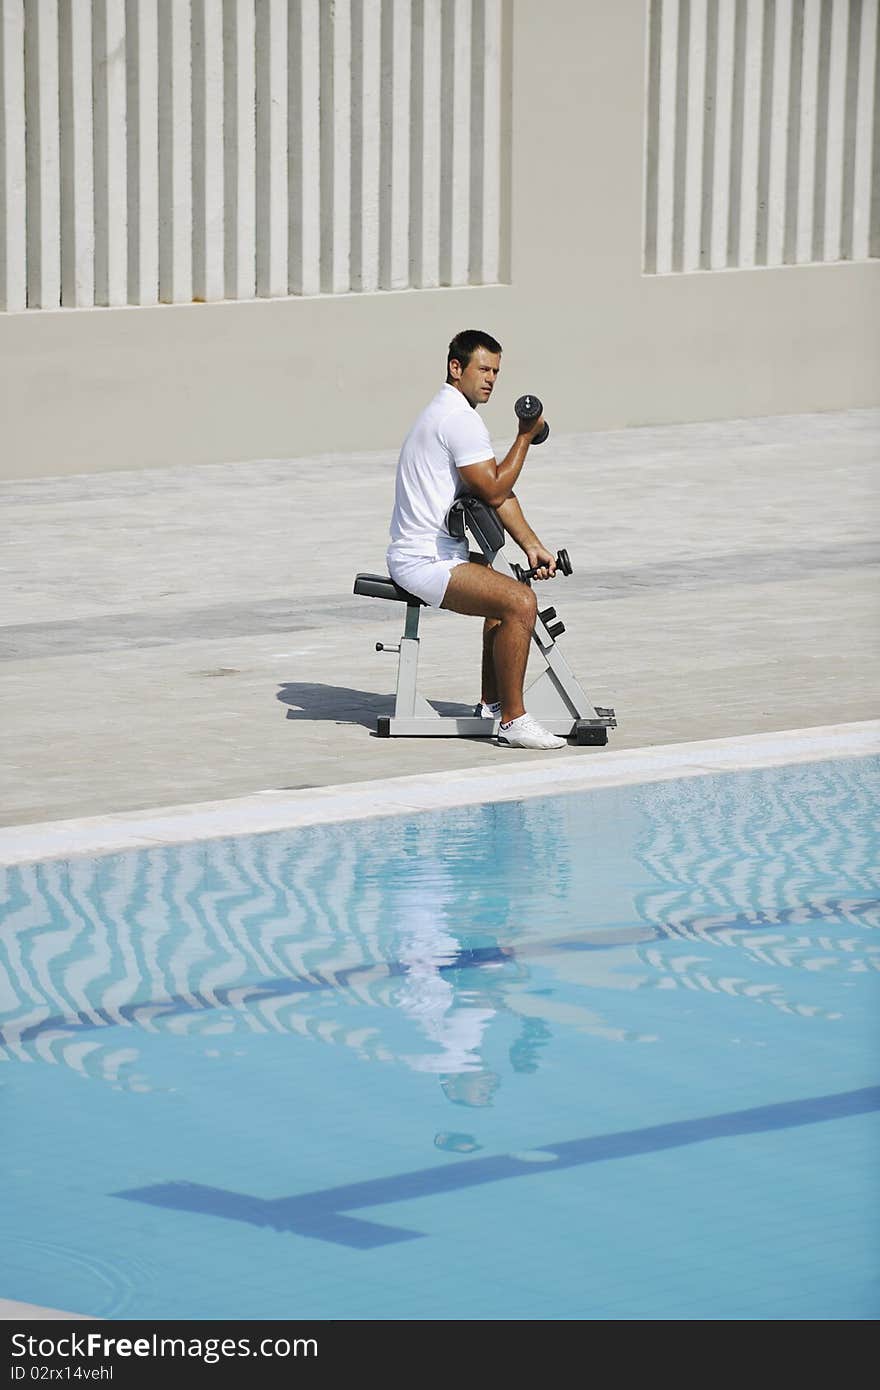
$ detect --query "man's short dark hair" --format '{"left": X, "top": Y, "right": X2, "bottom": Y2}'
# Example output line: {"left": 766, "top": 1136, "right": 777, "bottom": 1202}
{"left": 447, "top": 329, "right": 503, "bottom": 373}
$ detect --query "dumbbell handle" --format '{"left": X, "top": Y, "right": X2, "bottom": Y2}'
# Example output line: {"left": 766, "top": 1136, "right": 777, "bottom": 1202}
{"left": 514, "top": 394, "right": 550, "bottom": 446}
{"left": 512, "top": 549, "right": 572, "bottom": 583}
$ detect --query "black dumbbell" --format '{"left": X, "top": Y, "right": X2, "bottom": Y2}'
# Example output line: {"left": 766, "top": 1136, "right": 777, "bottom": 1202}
{"left": 514, "top": 393, "right": 550, "bottom": 445}
{"left": 511, "top": 549, "right": 573, "bottom": 583}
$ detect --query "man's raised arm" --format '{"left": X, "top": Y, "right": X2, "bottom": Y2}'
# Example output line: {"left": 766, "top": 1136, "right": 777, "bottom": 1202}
{"left": 457, "top": 411, "right": 546, "bottom": 509}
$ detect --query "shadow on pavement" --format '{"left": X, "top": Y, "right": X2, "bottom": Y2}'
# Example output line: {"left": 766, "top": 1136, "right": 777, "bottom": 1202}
{"left": 277, "top": 682, "right": 472, "bottom": 729}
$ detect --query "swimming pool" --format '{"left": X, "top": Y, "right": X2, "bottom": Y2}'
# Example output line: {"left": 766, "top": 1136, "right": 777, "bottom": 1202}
{"left": 1, "top": 748, "right": 878, "bottom": 1321}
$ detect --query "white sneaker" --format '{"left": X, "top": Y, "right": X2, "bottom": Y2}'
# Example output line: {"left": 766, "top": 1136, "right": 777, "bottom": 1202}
{"left": 474, "top": 700, "right": 501, "bottom": 719}
{"left": 497, "top": 714, "right": 566, "bottom": 750}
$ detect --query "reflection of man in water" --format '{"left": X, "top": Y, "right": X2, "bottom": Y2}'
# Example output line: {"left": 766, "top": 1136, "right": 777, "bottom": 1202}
{"left": 433, "top": 1071, "right": 502, "bottom": 1153}
{"left": 395, "top": 913, "right": 504, "bottom": 1078}
{"left": 433, "top": 1018, "right": 552, "bottom": 1152}
{"left": 387, "top": 800, "right": 569, "bottom": 1152}
{"left": 391, "top": 877, "right": 556, "bottom": 1152}
{"left": 439, "top": 1069, "right": 501, "bottom": 1107}
{"left": 393, "top": 924, "right": 504, "bottom": 1153}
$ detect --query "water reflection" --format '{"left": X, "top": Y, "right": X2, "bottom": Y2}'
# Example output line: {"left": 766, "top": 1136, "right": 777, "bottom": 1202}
{"left": 0, "top": 801, "right": 570, "bottom": 1101}
{"left": 0, "top": 759, "right": 876, "bottom": 1111}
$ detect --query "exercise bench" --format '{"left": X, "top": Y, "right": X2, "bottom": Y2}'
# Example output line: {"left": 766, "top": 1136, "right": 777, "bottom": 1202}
{"left": 353, "top": 495, "right": 617, "bottom": 745}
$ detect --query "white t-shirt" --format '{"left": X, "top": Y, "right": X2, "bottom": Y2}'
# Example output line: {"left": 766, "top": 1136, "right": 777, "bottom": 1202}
{"left": 387, "top": 384, "right": 494, "bottom": 559}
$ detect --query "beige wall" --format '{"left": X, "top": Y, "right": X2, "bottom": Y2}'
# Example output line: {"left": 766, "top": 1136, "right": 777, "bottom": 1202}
{"left": 1, "top": 1, "right": 878, "bottom": 480}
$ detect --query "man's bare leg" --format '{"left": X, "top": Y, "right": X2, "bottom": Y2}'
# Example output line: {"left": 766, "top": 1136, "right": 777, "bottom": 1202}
{"left": 481, "top": 618, "right": 501, "bottom": 705}
{"left": 441, "top": 564, "right": 536, "bottom": 723}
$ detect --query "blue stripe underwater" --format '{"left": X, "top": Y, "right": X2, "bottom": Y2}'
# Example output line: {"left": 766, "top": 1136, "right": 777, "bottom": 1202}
{"left": 115, "top": 1084, "right": 880, "bottom": 1248}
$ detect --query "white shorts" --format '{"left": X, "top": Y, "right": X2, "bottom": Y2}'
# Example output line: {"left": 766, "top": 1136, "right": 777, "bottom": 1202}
{"left": 387, "top": 542, "right": 470, "bottom": 609}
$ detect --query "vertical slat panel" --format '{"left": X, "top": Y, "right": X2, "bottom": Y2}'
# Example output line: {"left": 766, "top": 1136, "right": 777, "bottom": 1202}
{"left": 811, "top": 0, "right": 833, "bottom": 260}
{"left": 738, "top": 0, "right": 764, "bottom": 267}
{"left": 289, "top": 0, "right": 320, "bottom": 296}
{"left": 93, "top": 0, "right": 127, "bottom": 306}
{"left": 320, "top": 0, "right": 350, "bottom": 292}
{"left": 870, "top": 0, "right": 880, "bottom": 257}
{"left": 440, "top": 0, "right": 471, "bottom": 285}
{"left": 754, "top": 0, "right": 776, "bottom": 263}
{"left": 671, "top": 0, "right": 689, "bottom": 271}
{"left": 256, "top": 0, "right": 287, "bottom": 297}
{"left": 7, "top": 1, "right": 880, "bottom": 308}
{"left": 380, "top": 0, "right": 411, "bottom": 289}
{"left": 839, "top": 0, "right": 862, "bottom": 259}
{"left": 410, "top": 0, "right": 441, "bottom": 286}
{"left": 851, "top": 0, "right": 878, "bottom": 258}
{"left": 650, "top": 0, "right": 880, "bottom": 275}
{"left": 655, "top": 0, "right": 680, "bottom": 272}
{"left": 698, "top": 0, "right": 719, "bottom": 268}
{"left": 485, "top": 0, "right": 503, "bottom": 282}
{"left": 192, "top": 0, "right": 224, "bottom": 301}
{"left": 223, "top": 0, "right": 255, "bottom": 300}
{"left": 470, "top": 0, "right": 501, "bottom": 283}
{"left": 497, "top": 0, "right": 512, "bottom": 281}
{"left": 0, "top": 0, "right": 27, "bottom": 310}
{"left": 158, "top": 0, "right": 192, "bottom": 302}
{"left": 469, "top": 0, "right": 485, "bottom": 283}
{"left": 4, "top": 0, "right": 520, "bottom": 310}
{"left": 126, "top": 0, "right": 159, "bottom": 304}
{"left": 710, "top": 0, "right": 736, "bottom": 267}
{"left": 351, "top": 0, "right": 380, "bottom": 291}
{"left": 25, "top": 0, "right": 61, "bottom": 306}
{"left": 59, "top": 0, "right": 94, "bottom": 306}
{"left": 782, "top": 0, "right": 804, "bottom": 261}
{"left": 726, "top": 0, "right": 747, "bottom": 264}
{"left": 683, "top": 0, "right": 707, "bottom": 271}
{"left": 766, "top": 0, "right": 793, "bottom": 265}
{"left": 643, "top": 0, "right": 663, "bottom": 272}
{"left": 795, "top": 0, "right": 821, "bottom": 260}
{"left": 822, "top": 0, "right": 850, "bottom": 259}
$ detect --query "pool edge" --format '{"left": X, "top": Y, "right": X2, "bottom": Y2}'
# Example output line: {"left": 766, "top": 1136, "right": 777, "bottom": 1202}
{"left": 2, "top": 720, "right": 878, "bottom": 867}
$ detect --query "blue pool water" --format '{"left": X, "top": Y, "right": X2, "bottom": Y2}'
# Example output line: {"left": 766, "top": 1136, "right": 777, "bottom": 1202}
{"left": 1, "top": 755, "right": 878, "bottom": 1321}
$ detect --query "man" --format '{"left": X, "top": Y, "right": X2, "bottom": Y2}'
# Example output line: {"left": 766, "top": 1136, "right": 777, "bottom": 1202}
{"left": 386, "top": 329, "right": 566, "bottom": 750}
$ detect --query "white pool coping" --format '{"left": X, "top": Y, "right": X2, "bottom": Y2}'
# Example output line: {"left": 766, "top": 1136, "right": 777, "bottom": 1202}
{"left": 2, "top": 721, "right": 878, "bottom": 868}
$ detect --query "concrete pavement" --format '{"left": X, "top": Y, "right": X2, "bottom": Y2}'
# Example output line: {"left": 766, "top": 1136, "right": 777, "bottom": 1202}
{"left": 1, "top": 407, "right": 877, "bottom": 829}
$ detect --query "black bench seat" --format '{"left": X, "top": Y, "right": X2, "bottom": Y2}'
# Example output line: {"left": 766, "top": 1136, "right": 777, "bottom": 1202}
{"left": 353, "top": 573, "right": 426, "bottom": 605}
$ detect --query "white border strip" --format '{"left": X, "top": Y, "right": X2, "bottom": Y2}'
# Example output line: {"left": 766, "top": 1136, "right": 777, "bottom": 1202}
{"left": 1, "top": 723, "right": 878, "bottom": 868}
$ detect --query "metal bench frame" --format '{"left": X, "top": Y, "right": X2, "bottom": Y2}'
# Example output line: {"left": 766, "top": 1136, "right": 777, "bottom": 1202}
{"left": 353, "top": 497, "right": 616, "bottom": 744}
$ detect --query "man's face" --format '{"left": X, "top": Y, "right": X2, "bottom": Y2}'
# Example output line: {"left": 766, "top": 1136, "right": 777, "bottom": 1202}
{"left": 449, "top": 347, "right": 500, "bottom": 407}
